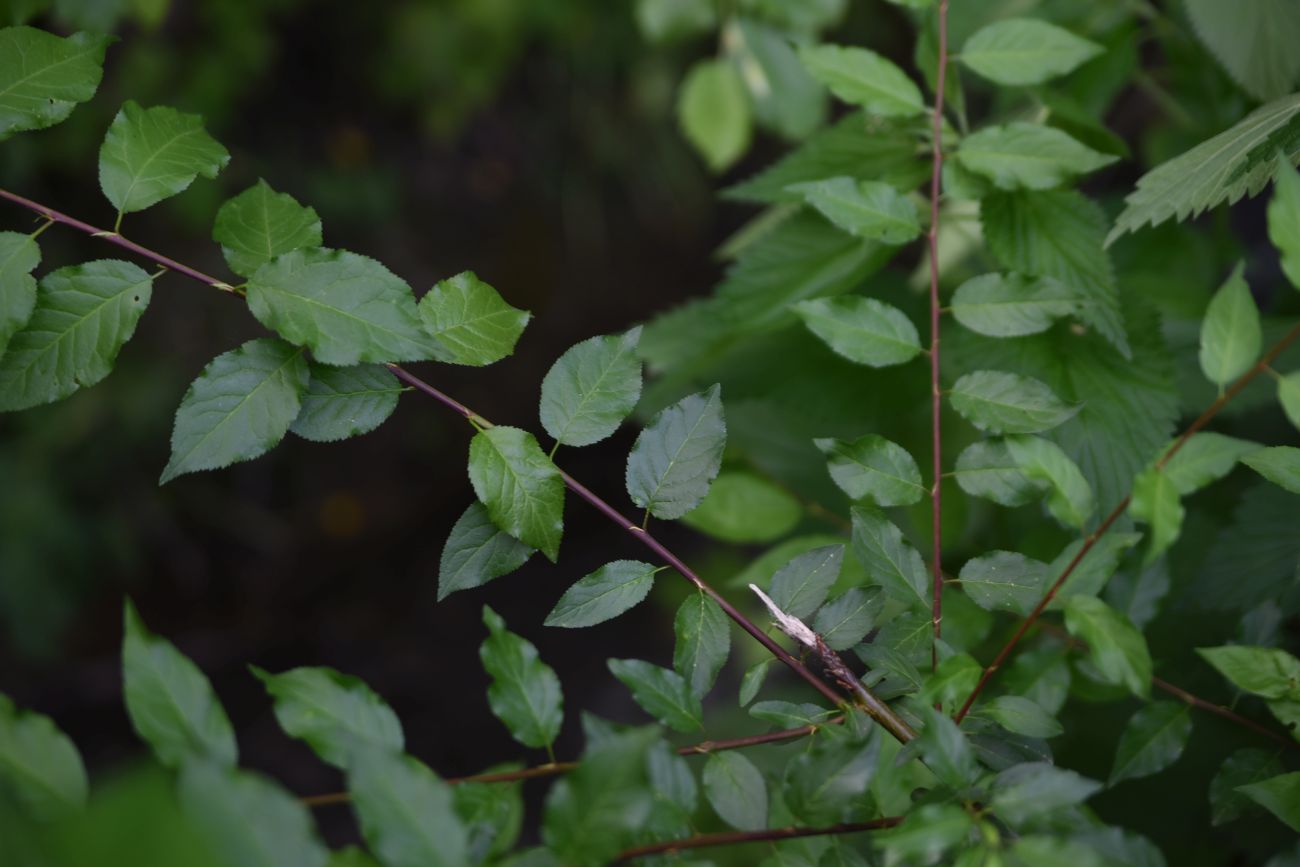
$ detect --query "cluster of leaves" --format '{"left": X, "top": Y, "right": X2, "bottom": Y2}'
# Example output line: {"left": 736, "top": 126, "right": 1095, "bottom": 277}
{"left": 3, "top": 2, "right": 1300, "bottom": 866}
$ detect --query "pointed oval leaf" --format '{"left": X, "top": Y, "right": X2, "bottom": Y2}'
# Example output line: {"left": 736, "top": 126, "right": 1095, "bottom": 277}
{"left": 1268, "top": 158, "right": 1300, "bottom": 290}
{"left": 959, "top": 550, "right": 1048, "bottom": 616}
{"left": 1064, "top": 596, "right": 1152, "bottom": 698}
{"left": 347, "top": 749, "right": 468, "bottom": 867}
{"left": 1129, "top": 467, "right": 1184, "bottom": 563}
{"left": 950, "top": 272, "right": 1084, "bottom": 338}
{"left": 1196, "top": 645, "right": 1300, "bottom": 699}
{"left": 1159, "top": 431, "right": 1260, "bottom": 495}
{"left": 0, "top": 28, "right": 112, "bottom": 141}
{"left": 438, "top": 502, "right": 534, "bottom": 601}
{"left": 545, "top": 560, "right": 657, "bottom": 628}
{"left": 122, "top": 603, "right": 237, "bottom": 769}
{"left": 539, "top": 328, "right": 642, "bottom": 447}
{"left": 957, "top": 123, "right": 1116, "bottom": 191}
{"left": 1280, "top": 370, "right": 1300, "bottom": 431}
{"left": 453, "top": 763, "right": 524, "bottom": 862}
{"left": 289, "top": 362, "right": 401, "bottom": 443}
{"left": 468, "top": 425, "right": 564, "bottom": 561}
{"left": 253, "top": 666, "right": 403, "bottom": 770}
{"left": 703, "top": 751, "right": 767, "bottom": 831}
{"left": 789, "top": 177, "right": 922, "bottom": 245}
{"left": 212, "top": 180, "right": 322, "bottom": 278}
{"left": 0, "top": 259, "right": 153, "bottom": 411}
{"left": 1242, "top": 446, "right": 1300, "bottom": 493}
{"left": 739, "top": 659, "right": 772, "bottom": 706}
{"left": 1004, "top": 435, "right": 1095, "bottom": 528}
{"left": 1211, "top": 749, "right": 1283, "bottom": 825}
{"left": 179, "top": 761, "right": 328, "bottom": 867}
{"left": 0, "top": 695, "right": 88, "bottom": 820}
{"left": 799, "top": 44, "right": 924, "bottom": 117}
{"left": 817, "top": 433, "right": 925, "bottom": 506}
{"left": 673, "top": 593, "right": 730, "bottom": 700}
{"left": 915, "top": 705, "right": 978, "bottom": 791}
{"left": 419, "top": 271, "right": 531, "bottom": 367}
{"left": 161, "top": 338, "right": 308, "bottom": 483}
{"left": 953, "top": 439, "right": 1045, "bottom": 507}
{"left": 248, "top": 248, "right": 439, "bottom": 365}
{"left": 99, "top": 101, "right": 230, "bottom": 215}
{"left": 960, "top": 18, "right": 1102, "bottom": 86}
{"left": 976, "top": 695, "right": 1063, "bottom": 739}
{"left": 1185, "top": 0, "right": 1300, "bottom": 102}
{"left": 607, "top": 659, "right": 702, "bottom": 732}
{"left": 850, "top": 506, "right": 928, "bottom": 611}
{"left": 785, "top": 729, "right": 880, "bottom": 825}
{"left": 813, "top": 586, "right": 884, "bottom": 650}
{"left": 950, "top": 370, "right": 1080, "bottom": 434}
{"left": 1109, "top": 702, "right": 1192, "bottom": 786}
{"left": 793, "top": 295, "right": 922, "bottom": 367}
{"left": 677, "top": 58, "right": 751, "bottom": 172}
{"left": 991, "top": 762, "right": 1100, "bottom": 826}
{"left": 1238, "top": 771, "right": 1300, "bottom": 832}
{"left": 1199, "top": 264, "right": 1261, "bottom": 387}
{"left": 679, "top": 470, "right": 801, "bottom": 543}
{"left": 626, "top": 384, "right": 726, "bottom": 520}
{"left": 0, "top": 231, "right": 40, "bottom": 357}
{"left": 481, "top": 607, "right": 563, "bottom": 750}
{"left": 769, "top": 544, "right": 844, "bottom": 619}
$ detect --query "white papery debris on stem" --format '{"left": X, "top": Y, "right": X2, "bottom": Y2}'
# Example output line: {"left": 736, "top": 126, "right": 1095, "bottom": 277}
{"left": 749, "top": 583, "right": 819, "bottom": 648}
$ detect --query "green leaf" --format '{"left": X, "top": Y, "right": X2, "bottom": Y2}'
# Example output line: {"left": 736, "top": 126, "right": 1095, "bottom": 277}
{"left": 1211, "top": 749, "right": 1283, "bottom": 825}
{"left": 950, "top": 273, "right": 1084, "bottom": 338}
{"left": 1196, "top": 645, "right": 1300, "bottom": 699}
{"left": 247, "top": 248, "right": 439, "bottom": 365}
{"left": 1281, "top": 370, "right": 1300, "bottom": 431}
{"left": 626, "top": 384, "right": 726, "bottom": 520}
{"left": 673, "top": 593, "right": 730, "bottom": 699}
{"left": 647, "top": 739, "right": 697, "bottom": 813}
{"left": 920, "top": 653, "right": 981, "bottom": 713}
{"left": 976, "top": 695, "right": 1063, "bottom": 739}
{"left": 915, "top": 705, "right": 978, "bottom": 791}
{"left": 991, "top": 762, "right": 1100, "bottom": 826}
{"left": 798, "top": 43, "right": 924, "bottom": 117}
{"left": 817, "top": 433, "right": 925, "bottom": 506}
{"left": 178, "top": 761, "right": 328, "bottom": 867}
{"left": 960, "top": 18, "right": 1102, "bottom": 86}
{"left": 122, "top": 602, "right": 237, "bottom": 769}
{"left": 289, "top": 363, "right": 401, "bottom": 444}
{"left": 1242, "top": 446, "right": 1300, "bottom": 493}
{"left": 1004, "top": 435, "right": 1095, "bottom": 528}
{"left": 792, "top": 295, "right": 922, "bottom": 367}
{"left": 785, "top": 728, "right": 880, "bottom": 825}
{"left": 813, "top": 586, "right": 884, "bottom": 650}
{"left": 0, "top": 694, "right": 88, "bottom": 820}
{"left": 0, "top": 27, "right": 112, "bottom": 141}
{"left": 437, "top": 502, "right": 534, "bottom": 601}
{"left": 1198, "top": 265, "right": 1261, "bottom": 387}
{"left": 1107, "top": 94, "right": 1300, "bottom": 244}
{"left": 875, "top": 804, "right": 974, "bottom": 863}
{"left": 99, "top": 101, "right": 229, "bottom": 216}
{"left": 1129, "top": 468, "right": 1183, "bottom": 564}
{"left": 542, "top": 727, "right": 655, "bottom": 866}
{"left": 1185, "top": 0, "right": 1300, "bottom": 102}
{"left": 1004, "top": 647, "right": 1071, "bottom": 715}
{"left": 468, "top": 426, "right": 564, "bottom": 561}
{"left": 1268, "top": 158, "right": 1300, "bottom": 290}
{"left": 0, "top": 231, "right": 39, "bottom": 357}
{"left": 982, "top": 190, "right": 1128, "bottom": 356}
{"left": 679, "top": 470, "right": 800, "bottom": 543}
{"left": 418, "top": 271, "right": 531, "bottom": 367}
{"left": 347, "top": 749, "right": 468, "bottom": 867}
{"left": 161, "top": 338, "right": 308, "bottom": 483}
{"left": 850, "top": 506, "right": 928, "bottom": 611}
{"left": 0, "top": 259, "right": 153, "bottom": 412}
{"left": 950, "top": 370, "right": 1080, "bottom": 435}
{"left": 545, "top": 560, "right": 658, "bottom": 628}
{"left": 1109, "top": 703, "right": 1192, "bottom": 787}
{"left": 212, "top": 180, "right": 322, "bottom": 278}
{"left": 749, "top": 700, "right": 834, "bottom": 728}
{"left": 480, "top": 607, "right": 563, "bottom": 751}
{"left": 1238, "top": 771, "right": 1300, "bottom": 831}
{"left": 539, "top": 328, "right": 642, "bottom": 447}
{"left": 1064, "top": 596, "right": 1152, "bottom": 698}
{"left": 732, "top": 17, "right": 827, "bottom": 140}
{"left": 703, "top": 751, "right": 767, "bottom": 831}
{"left": 1007, "top": 837, "right": 1105, "bottom": 867}
{"left": 789, "top": 177, "right": 921, "bottom": 245}
{"left": 607, "top": 659, "right": 702, "bottom": 732}
{"left": 453, "top": 765, "right": 523, "bottom": 862}
{"left": 1046, "top": 531, "right": 1142, "bottom": 608}
{"left": 769, "top": 544, "right": 844, "bottom": 619}
{"left": 635, "top": 0, "right": 715, "bottom": 43}
{"left": 252, "top": 666, "right": 403, "bottom": 770}
{"left": 739, "top": 659, "right": 772, "bottom": 706}
{"left": 1160, "top": 432, "right": 1260, "bottom": 494}
{"left": 953, "top": 439, "right": 1044, "bottom": 507}
{"left": 956, "top": 123, "right": 1116, "bottom": 191}
{"left": 677, "top": 58, "right": 751, "bottom": 172}
{"left": 328, "top": 849, "right": 380, "bottom": 867}
{"left": 959, "top": 550, "right": 1048, "bottom": 616}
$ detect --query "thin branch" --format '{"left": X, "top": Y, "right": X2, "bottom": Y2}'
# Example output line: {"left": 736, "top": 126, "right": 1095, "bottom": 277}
{"left": 954, "top": 316, "right": 1300, "bottom": 723}
{"left": 926, "top": 0, "right": 951, "bottom": 672}
{"left": 0, "top": 187, "right": 916, "bottom": 744}
{"left": 613, "top": 818, "right": 903, "bottom": 862}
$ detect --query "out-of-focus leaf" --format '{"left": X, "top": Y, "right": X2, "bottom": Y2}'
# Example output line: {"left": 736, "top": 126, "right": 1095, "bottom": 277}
{"left": 1064, "top": 596, "right": 1151, "bottom": 698}
{"left": 1109, "top": 702, "right": 1192, "bottom": 786}
{"left": 793, "top": 295, "right": 922, "bottom": 366}
{"left": 960, "top": 18, "right": 1102, "bottom": 86}
{"left": 1185, "top": 0, "right": 1300, "bottom": 102}
{"left": 0, "top": 231, "right": 39, "bottom": 357}
{"left": 480, "top": 607, "right": 563, "bottom": 751}
{"left": 799, "top": 43, "right": 924, "bottom": 117}
{"left": 1210, "top": 749, "right": 1284, "bottom": 825}
{"left": 677, "top": 58, "right": 751, "bottom": 172}
{"left": 608, "top": 659, "right": 702, "bottom": 732}
{"left": 680, "top": 471, "right": 800, "bottom": 543}
{"left": 1199, "top": 265, "right": 1261, "bottom": 387}
{"left": 789, "top": 177, "right": 921, "bottom": 245}
{"left": 703, "top": 751, "right": 767, "bottom": 831}
{"left": 347, "top": 749, "right": 467, "bottom": 867}
{"left": 957, "top": 123, "right": 1116, "bottom": 191}
{"left": 991, "top": 762, "right": 1100, "bottom": 826}
{"left": 0, "top": 693, "right": 87, "bottom": 820}
{"left": 817, "top": 433, "right": 925, "bottom": 506}
{"left": 1237, "top": 772, "right": 1300, "bottom": 831}
{"left": 1242, "top": 446, "right": 1300, "bottom": 493}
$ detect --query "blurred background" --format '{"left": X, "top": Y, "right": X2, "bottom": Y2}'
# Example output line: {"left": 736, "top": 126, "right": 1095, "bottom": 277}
{"left": 1, "top": 0, "right": 1298, "bottom": 862}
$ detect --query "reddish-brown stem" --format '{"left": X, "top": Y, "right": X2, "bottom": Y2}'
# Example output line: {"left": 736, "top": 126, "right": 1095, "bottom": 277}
{"left": 613, "top": 818, "right": 902, "bottom": 862}
{"left": 926, "top": 0, "right": 951, "bottom": 672}
{"left": 0, "top": 187, "right": 915, "bottom": 744}
{"left": 954, "top": 315, "right": 1300, "bottom": 723}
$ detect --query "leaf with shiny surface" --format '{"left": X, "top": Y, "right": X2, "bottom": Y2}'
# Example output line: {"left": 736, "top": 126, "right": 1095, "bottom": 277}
{"left": 951, "top": 370, "right": 1080, "bottom": 435}
{"left": 539, "top": 328, "right": 641, "bottom": 447}
{"left": 438, "top": 502, "right": 534, "bottom": 601}
{"left": 418, "top": 271, "right": 531, "bottom": 367}
{"left": 607, "top": 658, "right": 702, "bottom": 732}
{"left": 99, "top": 101, "right": 229, "bottom": 215}
{"left": 545, "top": 560, "right": 657, "bottom": 628}
{"left": 626, "top": 384, "right": 726, "bottom": 520}
{"left": 289, "top": 363, "right": 401, "bottom": 443}
{"left": 468, "top": 426, "right": 564, "bottom": 561}
{"left": 481, "top": 607, "right": 563, "bottom": 750}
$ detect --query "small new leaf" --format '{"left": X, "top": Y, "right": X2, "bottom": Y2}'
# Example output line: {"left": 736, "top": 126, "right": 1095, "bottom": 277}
{"left": 539, "top": 328, "right": 642, "bottom": 447}
{"left": 799, "top": 44, "right": 925, "bottom": 117}
{"left": 99, "top": 101, "right": 229, "bottom": 216}
{"left": 607, "top": 659, "right": 703, "bottom": 732}
{"left": 1198, "top": 264, "right": 1261, "bottom": 387}
{"left": 212, "top": 180, "right": 322, "bottom": 278}
{"left": 626, "top": 384, "right": 726, "bottom": 520}
{"left": 950, "top": 370, "right": 1080, "bottom": 434}
{"left": 545, "top": 560, "right": 658, "bottom": 628}
{"left": 960, "top": 18, "right": 1102, "bottom": 86}
{"left": 438, "top": 502, "right": 534, "bottom": 601}
{"left": 468, "top": 426, "right": 565, "bottom": 561}
{"left": 419, "top": 271, "right": 531, "bottom": 367}
{"left": 289, "top": 363, "right": 401, "bottom": 443}
{"left": 793, "top": 296, "right": 922, "bottom": 367}
{"left": 481, "top": 607, "right": 563, "bottom": 751}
